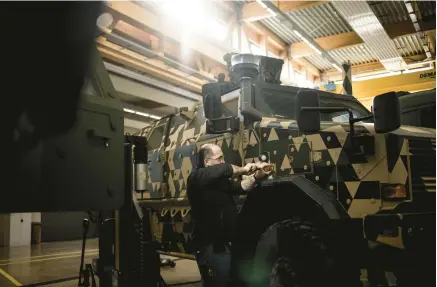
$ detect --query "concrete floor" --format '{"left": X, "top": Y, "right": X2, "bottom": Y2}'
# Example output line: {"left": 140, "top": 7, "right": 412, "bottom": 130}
{"left": 0, "top": 238, "right": 398, "bottom": 287}
{"left": 0, "top": 239, "right": 200, "bottom": 287}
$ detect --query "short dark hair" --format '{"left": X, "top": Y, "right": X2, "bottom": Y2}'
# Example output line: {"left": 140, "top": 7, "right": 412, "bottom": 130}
{"left": 198, "top": 144, "right": 214, "bottom": 168}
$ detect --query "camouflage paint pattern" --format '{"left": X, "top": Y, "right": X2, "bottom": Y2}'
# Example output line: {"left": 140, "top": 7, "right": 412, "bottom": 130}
{"left": 135, "top": 104, "right": 436, "bottom": 254}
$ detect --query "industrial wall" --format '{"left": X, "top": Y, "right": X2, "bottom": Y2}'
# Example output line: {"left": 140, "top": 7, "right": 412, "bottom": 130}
{"left": 41, "top": 212, "right": 98, "bottom": 242}
{"left": 322, "top": 68, "right": 436, "bottom": 109}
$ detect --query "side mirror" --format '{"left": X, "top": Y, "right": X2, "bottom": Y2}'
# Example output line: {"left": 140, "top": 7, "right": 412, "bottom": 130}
{"left": 202, "top": 83, "right": 223, "bottom": 119}
{"left": 373, "top": 92, "right": 401, "bottom": 133}
{"left": 296, "top": 90, "right": 321, "bottom": 133}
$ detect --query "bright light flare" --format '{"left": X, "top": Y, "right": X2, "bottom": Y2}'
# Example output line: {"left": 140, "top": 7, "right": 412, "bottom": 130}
{"left": 159, "top": 0, "right": 227, "bottom": 42}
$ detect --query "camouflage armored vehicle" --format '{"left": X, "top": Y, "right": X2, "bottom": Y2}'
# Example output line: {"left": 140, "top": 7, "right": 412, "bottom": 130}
{"left": 136, "top": 54, "right": 435, "bottom": 287}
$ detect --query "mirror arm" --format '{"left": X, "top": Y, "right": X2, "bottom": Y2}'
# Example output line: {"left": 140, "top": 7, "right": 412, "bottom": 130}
{"left": 351, "top": 114, "right": 373, "bottom": 123}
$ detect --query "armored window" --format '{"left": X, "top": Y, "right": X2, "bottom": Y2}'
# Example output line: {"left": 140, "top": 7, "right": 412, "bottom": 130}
{"left": 223, "top": 97, "right": 238, "bottom": 116}
{"left": 419, "top": 105, "right": 436, "bottom": 128}
{"left": 82, "top": 76, "right": 102, "bottom": 97}
{"left": 401, "top": 110, "right": 420, "bottom": 126}
{"left": 331, "top": 112, "right": 350, "bottom": 123}
{"left": 148, "top": 125, "right": 165, "bottom": 150}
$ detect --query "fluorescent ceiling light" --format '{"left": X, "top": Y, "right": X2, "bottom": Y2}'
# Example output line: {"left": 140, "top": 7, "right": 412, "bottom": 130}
{"left": 331, "top": 63, "right": 342, "bottom": 72}
{"left": 353, "top": 72, "right": 398, "bottom": 81}
{"left": 308, "top": 43, "right": 322, "bottom": 55}
{"left": 293, "top": 30, "right": 303, "bottom": 38}
{"left": 123, "top": 108, "right": 161, "bottom": 120}
{"left": 333, "top": 67, "right": 432, "bottom": 83}
{"left": 407, "top": 59, "right": 436, "bottom": 67}
{"left": 402, "top": 66, "right": 433, "bottom": 74}
{"left": 255, "top": 0, "right": 267, "bottom": 9}
{"left": 149, "top": 115, "right": 162, "bottom": 120}
{"left": 136, "top": 111, "right": 150, "bottom": 117}
{"left": 266, "top": 8, "right": 277, "bottom": 16}
{"left": 124, "top": 108, "right": 136, "bottom": 114}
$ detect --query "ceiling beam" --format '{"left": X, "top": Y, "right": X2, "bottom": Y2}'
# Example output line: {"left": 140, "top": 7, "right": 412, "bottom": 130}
{"left": 291, "top": 23, "right": 435, "bottom": 58}
{"left": 104, "top": 1, "right": 236, "bottom": 65}
{"left": 105, "top": 62, "right": 201, "bottom": 101}
{"left": 124, "top": 118, "right": 150, "bottom": 131}
{"left": 263, "top": 1, "right": 339, "bottom": 72}
{"left": 242, "top": 1, "right": 326, "bottom": 22}
{"left": 96, "top": 38, "right": 204, "bottom": 93}
{"left": 244, "top": 21, "right": 286, "bottom": 52}
{"left": 383, "top": 20, "right": 418, "bottom": 38}
{"left": 110, "top": 73, "right": 199, "bottom": 108}
{"left": 112, "top": 20, "right": 228, "bottom": 79}
{"left": 242, "top": 21, "right": 321, "bottom": 77}
{"left": 290, "top": 32, "right": 362, "bottom": 58}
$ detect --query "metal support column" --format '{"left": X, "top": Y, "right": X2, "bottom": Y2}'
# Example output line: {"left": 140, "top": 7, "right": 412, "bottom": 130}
{"left": 342, "top": 60, "right": 353, "bottom": 96}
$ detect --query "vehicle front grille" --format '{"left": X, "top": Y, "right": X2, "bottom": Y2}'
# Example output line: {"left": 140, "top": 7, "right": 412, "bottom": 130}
{"left": 408, "top": 137, "right": 436, "bottom": 192}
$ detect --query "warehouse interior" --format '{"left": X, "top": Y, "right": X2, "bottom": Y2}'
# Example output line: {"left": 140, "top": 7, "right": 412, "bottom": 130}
{"left": 0, "top": 1, "right": 436, "bottom": 287}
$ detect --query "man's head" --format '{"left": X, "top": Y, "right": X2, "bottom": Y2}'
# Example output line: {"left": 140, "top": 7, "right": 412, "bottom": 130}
{"left": 198, "top": 144, "right": 224, "bottom": 167}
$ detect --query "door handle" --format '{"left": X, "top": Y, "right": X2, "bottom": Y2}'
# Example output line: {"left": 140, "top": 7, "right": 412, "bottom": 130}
{"left": 87, "top": 128, "right": 112, "bottom": 140}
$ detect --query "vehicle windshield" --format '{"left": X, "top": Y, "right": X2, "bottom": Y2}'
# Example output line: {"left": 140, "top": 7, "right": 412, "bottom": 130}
{"left": 223, "top": 87, "right": 373, "bottom": 123}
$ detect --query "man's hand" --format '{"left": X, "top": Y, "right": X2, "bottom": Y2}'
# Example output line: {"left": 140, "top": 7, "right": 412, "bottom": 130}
{"left": 254, "top": 162, "right": 273, "bottom": 179}
{"left": 232, "top": 163, "right": 256, "bottom": 176}
{"left": 244, "top": 163, "right": 257, "bottom": 174}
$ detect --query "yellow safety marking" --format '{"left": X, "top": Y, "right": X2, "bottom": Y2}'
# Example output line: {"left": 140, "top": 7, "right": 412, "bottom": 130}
{"left": 0, "top": 251, "right": 98, "bottom": 266}
{"left": 0, "top": 267, "right": 22, "bottom": 286}
{"left": 0, "top": 249, "right": 98, "bottom": 263}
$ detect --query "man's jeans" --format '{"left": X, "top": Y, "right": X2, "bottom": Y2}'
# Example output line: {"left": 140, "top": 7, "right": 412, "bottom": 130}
{"left": 195, "top": 243, "right": 231, "bottom": 287}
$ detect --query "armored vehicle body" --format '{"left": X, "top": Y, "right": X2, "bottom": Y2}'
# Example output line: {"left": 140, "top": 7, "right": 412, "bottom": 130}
{"left": 136, "top": 54, "right": 436, "bottom": 287}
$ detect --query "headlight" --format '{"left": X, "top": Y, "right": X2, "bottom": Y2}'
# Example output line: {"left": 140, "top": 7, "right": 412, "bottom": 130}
{"left": 382, "top": 184, "right": 408, "bottom": 200}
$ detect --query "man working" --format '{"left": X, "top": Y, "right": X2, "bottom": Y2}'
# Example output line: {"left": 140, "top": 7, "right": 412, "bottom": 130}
{"left": 187, "top": 143, "right": 271, "bottom": 287}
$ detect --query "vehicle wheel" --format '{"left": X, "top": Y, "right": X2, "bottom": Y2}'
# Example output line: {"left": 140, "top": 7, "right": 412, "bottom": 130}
{"left": 248, "top": 217, "right": 362, "bottom": 287}
{"left": 394, "top": 262, "right": 435, "bottom": 287}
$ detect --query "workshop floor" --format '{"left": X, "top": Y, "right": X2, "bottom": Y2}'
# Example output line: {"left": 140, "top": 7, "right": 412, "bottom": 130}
{"left": 0, "top": 239, "right": 201, "bottom": 287}
{"left": 0, "top": 239, "right": 398, "bottom": 287}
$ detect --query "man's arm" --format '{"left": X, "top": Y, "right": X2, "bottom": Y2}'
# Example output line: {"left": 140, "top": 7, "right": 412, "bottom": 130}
{"left": 189, "top": 163, "right": 255, "bottom": 187}
{"left": 229, "top": 163, "right": 273, "bottom": 194}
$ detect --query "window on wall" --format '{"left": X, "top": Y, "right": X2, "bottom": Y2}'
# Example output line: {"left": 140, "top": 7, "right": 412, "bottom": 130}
{"left": 295, "top": 71, "right": 306, "bottom": 87}
{"left": 250, "top": 43, "right": 263, "bottom": 55}
{"left": 268, "top": 51, "right": 279, "bottom": 59}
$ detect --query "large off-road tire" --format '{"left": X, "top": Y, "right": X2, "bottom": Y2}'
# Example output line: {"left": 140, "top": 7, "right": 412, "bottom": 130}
{"left": 248, "top": 217, "right": 362, "bottom": 287}
{"left": 394, "top": 257, "right": 435, "bottom": 287}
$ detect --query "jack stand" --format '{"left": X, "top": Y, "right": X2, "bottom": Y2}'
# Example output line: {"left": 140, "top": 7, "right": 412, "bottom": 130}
{"left": 78, "top": 218, "right": 96, "bottom": 287}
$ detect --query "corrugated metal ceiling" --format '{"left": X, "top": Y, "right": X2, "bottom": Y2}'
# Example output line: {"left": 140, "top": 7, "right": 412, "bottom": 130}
{"left": 304, "top": 32, "right": 429, "bottom": 72}
{"left": 261, "top": 2, "right": 353, "bottom": 44}
{"left": 368, "top": 1, "right": 410, "bottom": 24}
{"left": 304, "top": 54, "right": 333, "bottom": 71}
{"left": 394, "top": 33, "right": 427, "bottom": 56}
{"left": 288, "top": 2, "right": 352, "bottom": 38}
{"left": 261, "top": 17, "right": 301, "bottom": 43}
{"left": 305, "top": 44, "right": 378, "bottom": 71}
{"left": 417, "top": 1, "right": 436, "bottom": 18}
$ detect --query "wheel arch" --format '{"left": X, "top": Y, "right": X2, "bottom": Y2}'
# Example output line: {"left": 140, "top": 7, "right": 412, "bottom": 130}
{"left": 230, "top": 176, "right": 351, "bottom": 285}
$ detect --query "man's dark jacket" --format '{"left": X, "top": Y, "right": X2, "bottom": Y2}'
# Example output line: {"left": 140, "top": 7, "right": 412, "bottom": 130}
{"left": 187, "top": 163, "right": 244, "bottom": 248}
